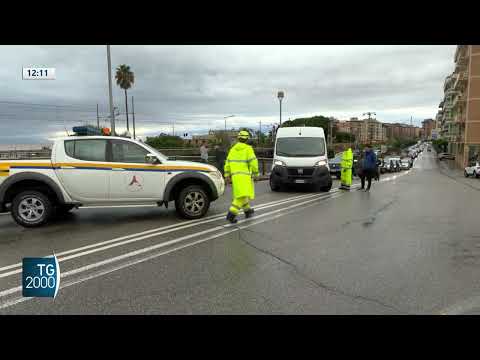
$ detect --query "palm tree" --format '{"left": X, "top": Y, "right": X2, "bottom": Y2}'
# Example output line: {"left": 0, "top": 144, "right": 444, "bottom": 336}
{"left": 115, "top": 64, "right": 135, "bottom": 133}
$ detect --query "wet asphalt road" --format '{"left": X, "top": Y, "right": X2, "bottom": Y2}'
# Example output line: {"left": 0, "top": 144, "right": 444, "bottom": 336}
{"left": 1, "top": 151, "right": 480, "bottom": 314}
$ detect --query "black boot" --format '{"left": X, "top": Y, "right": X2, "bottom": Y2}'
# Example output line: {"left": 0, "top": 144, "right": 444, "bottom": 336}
{"left": 244, "top": 208, "right": 255, "bottom": 219}
{"left": 226, "top": 211, "right": 238, "bottom": 224}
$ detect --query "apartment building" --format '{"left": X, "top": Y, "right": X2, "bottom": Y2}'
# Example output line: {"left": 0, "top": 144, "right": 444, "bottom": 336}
{"left": 438, "top": 45, "right": 480, "bottom": 168}
{"left": 360, "top": 118, "right": 387, "bottom": 144}
{"left": 335, "top": 118, "right": 390, "bottom": 144}
{"left": 382, "top": 122, "right": 420, "bottom": 141}
{"left": 422, "top": 119, "right": 436, "bottom": 140}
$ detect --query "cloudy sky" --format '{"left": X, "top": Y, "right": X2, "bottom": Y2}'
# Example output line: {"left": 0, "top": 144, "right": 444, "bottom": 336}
{"left": 0, "top": 45, "right": 456, "bottom": 144}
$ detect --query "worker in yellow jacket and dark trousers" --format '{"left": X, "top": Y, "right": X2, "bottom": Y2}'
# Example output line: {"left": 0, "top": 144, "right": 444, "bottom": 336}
{"left": 340, "top": 147, "right": 353, "bottom": 190}
{"left": 224, "top": 130, "right": 259, "bottom": 224}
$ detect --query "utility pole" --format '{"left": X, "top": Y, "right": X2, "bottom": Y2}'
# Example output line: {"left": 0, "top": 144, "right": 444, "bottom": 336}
{"left": 132, "top": 96, "right": 136, "bottom": 139}
{"left": 329, "top": 118, "right": 333, "bottom": 148}
{"left": 106, "top": 45, "right": 115, "bottom": 135}
{"left": 259, "top": 119, "right": 262, "bottom": 146}
{"left": 96, "top": 104, "right": 99, "bottom": 129}
{"left": 277, "top": 91, "right": 284, "bottom": 126}
{"left": 224, "top": 115, "right": 235, "bottom": 132}
{"left": 172, "top": 120, "right": 175, "bottom": 137}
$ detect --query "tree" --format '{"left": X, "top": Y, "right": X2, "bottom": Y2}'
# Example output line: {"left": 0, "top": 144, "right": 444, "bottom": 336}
{"left": 281, "top": 115, "right": 331, "bottom": 139}
{"left": 335, "top": 131, "right": 355, "bottom": 143}
{"left": 146, "top": 134, "right": 184, "bottom": 149}
{"left": 115, "top": 64, "right": 135, "bottom": 133}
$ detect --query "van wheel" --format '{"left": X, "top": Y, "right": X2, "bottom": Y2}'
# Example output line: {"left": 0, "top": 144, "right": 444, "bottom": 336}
{"left": 270, "top": 177, "right": 281, "bottom": 192}
{"left": 475, "top": 171, "right": 479, "bottom": 179}
{"left": 464, "top": 170, "right": 469, "bottom": 178}
{"left": 320, "top": 183, "right": 332, "bottom": 192}
{"left": 175, "top": 185, "right": 210, "bottom": 219}
{"left": 11, "top": 190, "right": 53, "bottom": 228}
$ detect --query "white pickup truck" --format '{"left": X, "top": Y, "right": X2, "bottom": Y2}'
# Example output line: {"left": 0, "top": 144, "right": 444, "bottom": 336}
{"left": 0, "top": 136, "right": 225, "bottom": 227}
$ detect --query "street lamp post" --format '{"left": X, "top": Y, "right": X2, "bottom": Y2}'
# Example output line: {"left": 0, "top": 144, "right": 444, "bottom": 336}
{"left": 106, "top": 45, "right": 115, "bottom": 136}
{"left": 277, "top": 91, "right": 284, "bottom": 126}
{"left": 224, "top": 115, "right": 235, "bottom": 132}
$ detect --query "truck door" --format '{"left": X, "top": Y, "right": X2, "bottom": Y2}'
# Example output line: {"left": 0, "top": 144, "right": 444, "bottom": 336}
{"left": 107, "top": 139, "right": 165, "bottom": 200}
{"left": 55, "top": 139, "right": 110, "bottom": 201}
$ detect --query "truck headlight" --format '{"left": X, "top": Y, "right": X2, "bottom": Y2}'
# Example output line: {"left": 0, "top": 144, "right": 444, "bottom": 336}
{"left": 314, "top": 160, "right": 328, "bottom": 167}
{"left": 274, "top": 160, "right": 286, "bottom": 167}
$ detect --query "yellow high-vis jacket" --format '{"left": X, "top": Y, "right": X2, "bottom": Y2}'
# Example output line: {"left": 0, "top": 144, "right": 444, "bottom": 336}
{"left": 224, "top": 142, "right": 259, "bottom": 199}
{"left": 340, "top": 148, "right": 353, "bottom": 186}
{"left": 340, "top": 148, "right": 353, "bottom": 170}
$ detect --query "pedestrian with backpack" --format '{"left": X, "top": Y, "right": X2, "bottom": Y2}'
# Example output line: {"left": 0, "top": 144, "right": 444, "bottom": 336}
{"left": 362, "top": 145, "right": 377, "bottom": 192}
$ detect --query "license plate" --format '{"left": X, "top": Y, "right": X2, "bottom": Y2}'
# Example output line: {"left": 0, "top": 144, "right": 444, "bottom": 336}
{"left": 295, "top": 179, "right": 305, "bottom": 184}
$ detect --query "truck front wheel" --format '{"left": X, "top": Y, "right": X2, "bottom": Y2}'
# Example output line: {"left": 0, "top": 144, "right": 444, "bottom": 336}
{"left": 175, "top": 185, "right": 210, "bottom": 219}
{"left": 11, "top": 190, "right": 53, "bottom": 228}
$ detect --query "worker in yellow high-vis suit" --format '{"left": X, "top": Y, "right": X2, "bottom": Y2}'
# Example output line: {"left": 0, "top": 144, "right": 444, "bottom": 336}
{"left": 224, "top": 130, "right": 259, "bottom": 223}
{"left": 340, "top": 147, "right": 353, "bottom": 190}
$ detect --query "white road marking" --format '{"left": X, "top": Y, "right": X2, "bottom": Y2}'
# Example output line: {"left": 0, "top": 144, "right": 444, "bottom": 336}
{"left": 0, "top": 192, "right": 344, "bottom": 309}
{"left": 0, "top": 171, "right": 409, "bottom": 309}
{"left": 0, "top": 192, "right": 334, "bottom": 277}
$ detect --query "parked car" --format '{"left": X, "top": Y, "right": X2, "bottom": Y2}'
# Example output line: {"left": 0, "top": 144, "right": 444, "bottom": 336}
{"left": 438, "top": 153, "right": 455, "bottom": 160}
{"left": 389, "top": 157, "right": 401, "bottom": 172}
{"left": 400, "top": 158, "right": 411, "bottom": 170}
{"left": 382, "top": 157, "right": 399, "bottom": 173}
{"left": 464, "top": 161, "right": 480, "bottom": 178}
{"left": 328, "top": 154, "right": 342, "bottom": 179}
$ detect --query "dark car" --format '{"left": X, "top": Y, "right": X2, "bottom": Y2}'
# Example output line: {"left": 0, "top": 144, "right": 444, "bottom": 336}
{"left": 328, "top": 154, "right": 342, "bottom": 179}
{"left": 438, "top": 153, "right": 455, "bottom": 160}
{"left": 328, "top": 153, "right": 358, "bottom": 179}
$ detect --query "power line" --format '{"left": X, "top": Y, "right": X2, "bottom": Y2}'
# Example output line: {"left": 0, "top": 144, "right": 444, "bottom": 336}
{"left": 0, "top": 100, "right": 97, "bottom": 110}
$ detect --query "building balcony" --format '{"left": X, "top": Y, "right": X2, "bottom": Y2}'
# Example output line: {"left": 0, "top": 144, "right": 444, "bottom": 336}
{"left": 455, "top": 45, "right": 468, "bottom": 62}
{"left": 444, "top": 74, "right": 456, "bottom": 92}
{"left": 443, "top": 99, "right": 455, "bottom": 110}
{"left": 454, "top": 113, "right": 466, "bottom": 124}
{"left": 454, "top": 71, "right": 468, "bottom": 90}
{"left": 452, "top": 94, "right": 466, "bottom": 109}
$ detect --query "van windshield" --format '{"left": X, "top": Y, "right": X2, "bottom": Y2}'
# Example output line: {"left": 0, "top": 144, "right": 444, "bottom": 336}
{"left": 276, "top": 137, "right": 325, "bottom": 157}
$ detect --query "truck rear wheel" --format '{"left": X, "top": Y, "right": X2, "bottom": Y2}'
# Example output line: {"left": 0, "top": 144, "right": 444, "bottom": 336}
{"left": 11, "top": 190, "right": 53, "bottom": 228}
{"left": 175, "top": 185, "right": 210, "bottom": 219}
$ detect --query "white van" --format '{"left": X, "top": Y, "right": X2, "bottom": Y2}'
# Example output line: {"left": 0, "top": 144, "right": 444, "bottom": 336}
{"left": 270, "top": 126, "right": 332, "bottom": 192}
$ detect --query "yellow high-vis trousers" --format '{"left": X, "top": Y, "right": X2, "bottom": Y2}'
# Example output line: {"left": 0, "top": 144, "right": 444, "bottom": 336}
{"left": 229, "top": 196, "right": 251, "bottom": 215}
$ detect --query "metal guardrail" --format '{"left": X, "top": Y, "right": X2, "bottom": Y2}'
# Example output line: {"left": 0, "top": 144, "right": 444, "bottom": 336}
{"left": 171, "top": 155, "right": 273, "bottom": 175}
{"left": 0, "top": 150, "right": 52, "bottom": 160}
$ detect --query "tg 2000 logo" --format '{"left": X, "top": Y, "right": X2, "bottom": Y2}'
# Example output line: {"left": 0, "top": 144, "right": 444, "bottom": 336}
{"left": 22, "top": 255, "right": 60, "bottom": 298}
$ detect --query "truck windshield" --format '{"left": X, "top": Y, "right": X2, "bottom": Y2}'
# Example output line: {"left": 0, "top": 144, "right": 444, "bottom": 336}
{"left": 276, "top": 137, "right": 325, "bottom": 157}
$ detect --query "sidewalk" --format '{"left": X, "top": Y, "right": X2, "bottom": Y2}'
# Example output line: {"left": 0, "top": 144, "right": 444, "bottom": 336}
{"left": 437, "top": 159, "right": 480, "bottom": 191}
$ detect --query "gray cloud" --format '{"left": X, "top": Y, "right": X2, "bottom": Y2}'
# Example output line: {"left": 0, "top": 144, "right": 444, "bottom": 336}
{"left": 0, "top": 45, "right": 455, "bottom": 144}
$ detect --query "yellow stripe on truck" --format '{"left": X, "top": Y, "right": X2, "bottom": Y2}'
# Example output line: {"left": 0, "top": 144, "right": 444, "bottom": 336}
{"left": 1, "top": 162, "right": 211, "bottom": 172}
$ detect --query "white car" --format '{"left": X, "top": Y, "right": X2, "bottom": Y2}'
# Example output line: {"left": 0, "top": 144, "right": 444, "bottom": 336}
{"left": 0, "top": 136, "right": 225, "bottom": 227}
{"left": 464, "top": 161, "right": 480, "bottom": 178}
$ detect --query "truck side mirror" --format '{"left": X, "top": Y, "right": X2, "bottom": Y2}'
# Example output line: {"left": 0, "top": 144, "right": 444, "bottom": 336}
{"left": 145, "top": 153, "right": 161, "bottom": 164}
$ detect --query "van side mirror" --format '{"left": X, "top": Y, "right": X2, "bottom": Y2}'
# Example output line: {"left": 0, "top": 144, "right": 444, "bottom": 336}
{"left": 145, "top": 153, "right": 161, "bottom": 164}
